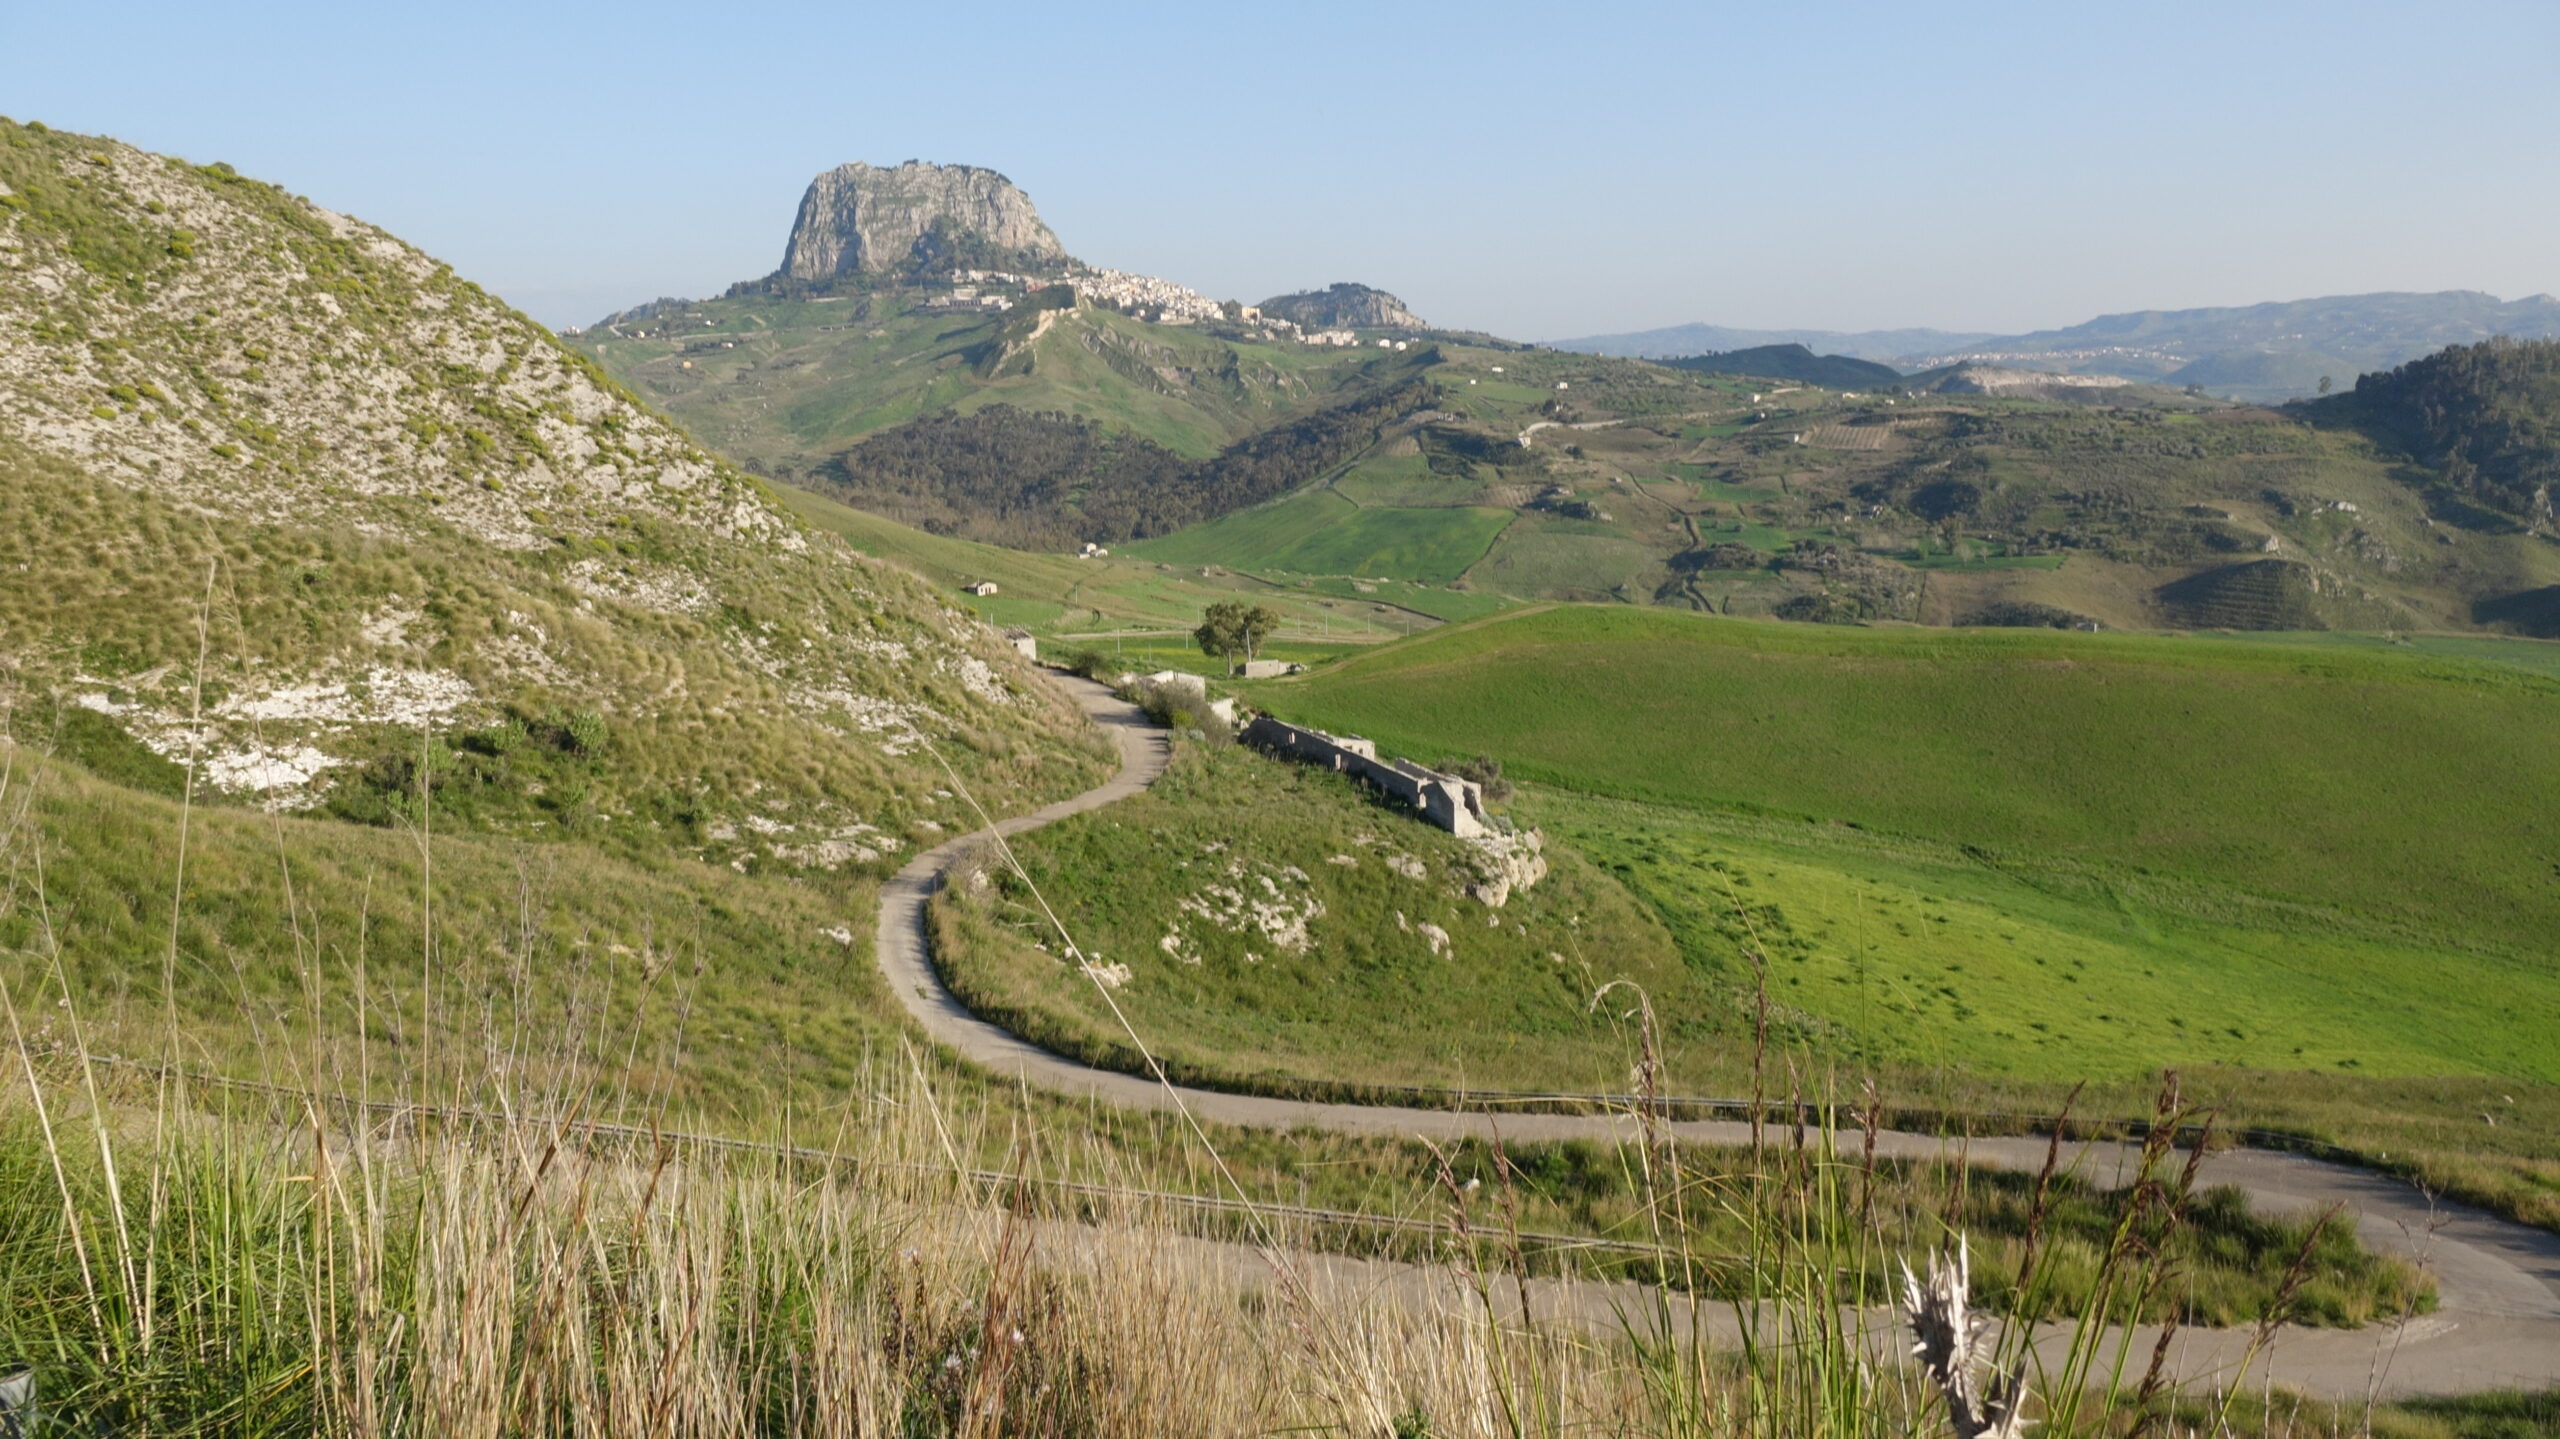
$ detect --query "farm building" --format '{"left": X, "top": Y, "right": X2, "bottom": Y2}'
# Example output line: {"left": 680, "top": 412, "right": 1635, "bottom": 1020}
{"left": 1240, "top": 717, "right": 1491, "bottom": 838}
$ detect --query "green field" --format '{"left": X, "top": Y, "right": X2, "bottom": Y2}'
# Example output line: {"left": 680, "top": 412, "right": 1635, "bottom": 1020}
{"left": 1537, "top": 792, "right": 2558, "bottom": 1084}
{"left": 1246, "top": 605, "right": 2560, "bottom": 1085}
{"left": 1123, "top": 487, "right": 1355, "bottom": 567}
{"left": 1260, "top": 505, "right": 1513, "bottom": 582}
{"left": 775, "top": 483, "right": 1420, "bottom": 643}
{"left": 1126, "top": 490, "right": 1511, "bottom": 584}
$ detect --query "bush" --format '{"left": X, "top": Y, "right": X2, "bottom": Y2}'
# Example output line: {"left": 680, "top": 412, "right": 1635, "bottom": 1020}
{"left": 1437, "top": 753, "right": 1512, "bottom": 803}
{"left": 564, "top": 709, "right": 607, "bottom": 757}
{"left": 1064, "top": 647, "right": 1113, "bottom": 680}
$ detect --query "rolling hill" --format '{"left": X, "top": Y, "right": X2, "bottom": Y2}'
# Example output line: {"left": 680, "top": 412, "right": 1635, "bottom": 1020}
{"left": 0, "top": 117, "right": 1105, "bottom": 1103}
{"left": 563, "top": 165, "right": 2560, "bottom": 647}
{"left": 565, "top": 160, "right": 1452, "bottom": 547}
{"left": 1249, "top": 605, "right": 2560, "bottom": 1084}
{"left": 1557, "top": 291, "right": 2560, "bottom": 403}
{"left": 1662, "top": 343, "right": 1903, "bottom": 388}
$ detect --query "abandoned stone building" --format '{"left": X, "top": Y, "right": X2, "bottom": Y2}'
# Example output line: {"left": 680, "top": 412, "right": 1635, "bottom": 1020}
{"left": 1239, "top": 716, "right": 1492, "bottom": 837}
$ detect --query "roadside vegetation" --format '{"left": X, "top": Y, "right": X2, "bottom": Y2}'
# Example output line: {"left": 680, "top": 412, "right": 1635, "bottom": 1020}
{"left": 0, "top": 718, "right": 2454, "bottom": 1432}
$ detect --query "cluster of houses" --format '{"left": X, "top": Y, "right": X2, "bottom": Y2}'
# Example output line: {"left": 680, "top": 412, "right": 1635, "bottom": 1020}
{"left": 940, "top": 269, "right": 1378, "bottom": 348}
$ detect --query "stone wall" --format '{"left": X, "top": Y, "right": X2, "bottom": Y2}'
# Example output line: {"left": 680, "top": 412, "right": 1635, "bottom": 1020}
{"left": 1240, "top": 717, "right": 1488, "bottom": 837}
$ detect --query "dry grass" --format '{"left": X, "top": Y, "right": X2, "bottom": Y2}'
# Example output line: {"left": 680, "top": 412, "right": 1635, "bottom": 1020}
{"left": 0, "top": 653, "right": 2498, "bottom": 1439}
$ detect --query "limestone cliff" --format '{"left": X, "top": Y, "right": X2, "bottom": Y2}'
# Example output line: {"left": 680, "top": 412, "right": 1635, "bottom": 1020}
{"left": 1258, "top": 282, "right": 1425, "bottom": 331}
{"left": 778, "top": 160, "right": 1066, "bottom": 281}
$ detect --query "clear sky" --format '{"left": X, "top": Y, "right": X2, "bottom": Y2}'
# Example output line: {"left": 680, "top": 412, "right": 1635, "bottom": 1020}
{"left": 8, "top": 0, "right": 2555, "bottom": 340}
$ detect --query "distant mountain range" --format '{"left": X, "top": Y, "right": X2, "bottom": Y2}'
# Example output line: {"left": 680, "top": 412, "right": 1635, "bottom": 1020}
{"left": 1554, "top": 291, "right": 2560, "bottom": 403}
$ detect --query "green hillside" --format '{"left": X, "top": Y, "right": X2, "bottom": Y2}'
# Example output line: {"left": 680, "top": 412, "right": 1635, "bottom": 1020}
{"left": 1664, "top": 343, "right": 1903, "bottom": 389}
{"left": 0, "top": 120, "right": 1113, "bottom": 1092}
{"left": 1125, "top": 487, "right": 1513, "bottom": 584}
{"left": 1031, "top": 339, "right": 2560, "bottom": 637}
{"left": 2310, "top": 335, "right": 2560, "bottom": 527}
{"left": 1247, "top": 606, "right": 2560, "bottom": 1077}
{"left": 569, "top": 287, "right": 1400, "bottom": 472}
{"left": 772, "top": 481, "right": 1474, "bottom": 657}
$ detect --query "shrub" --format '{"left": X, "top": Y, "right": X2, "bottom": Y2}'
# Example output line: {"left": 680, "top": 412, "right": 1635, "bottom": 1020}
{"left": 1436, "top": 753, "right": 1512, "bottom": 803}
{"left": 564, "top": 709, "right": 607, "bottom": 758}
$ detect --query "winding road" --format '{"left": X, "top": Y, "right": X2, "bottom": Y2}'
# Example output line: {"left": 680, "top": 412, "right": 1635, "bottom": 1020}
{"left": 878, "top": 676, "right": 2560, "bottom": 1400}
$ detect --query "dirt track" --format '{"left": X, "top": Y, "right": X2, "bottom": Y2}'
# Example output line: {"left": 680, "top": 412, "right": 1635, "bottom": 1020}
{"left": 875, "top": 676, "right": 2560, "bottom": 1400}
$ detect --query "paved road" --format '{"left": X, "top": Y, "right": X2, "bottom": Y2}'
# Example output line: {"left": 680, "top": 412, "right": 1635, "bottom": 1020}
{"left": 878, "top": 676, "right": 2560, "bottom": 1400}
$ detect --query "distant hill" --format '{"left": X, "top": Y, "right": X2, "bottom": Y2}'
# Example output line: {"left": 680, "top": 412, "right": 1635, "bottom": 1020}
{"left": 1661, "top": 343, "right": 1901, "bottom": 388}
{"left": 1555, "top": 321, "right": 1990, "bottom": 362}
{"left": 814, "top": 370, "right": 1430, "bottom": 549}
{"left": 572, "top": 165, "right": 1443, "bottom": 543}
{"left": 1556, "top": 292, "right": 2560, "bottom": 403}
{"left": 1258, "top": 282, "right": 1425, "bottom": 331}
{"left": 2308, "top": 336, "right": 2560, "bottom": 528}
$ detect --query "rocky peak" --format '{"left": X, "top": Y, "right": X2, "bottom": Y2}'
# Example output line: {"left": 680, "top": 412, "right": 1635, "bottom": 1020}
{"left": 777, "top": 160, "right": 1066, "bottom": 282}
{"left": 1258, "top": 282, "right": 1425, "bottom": 331}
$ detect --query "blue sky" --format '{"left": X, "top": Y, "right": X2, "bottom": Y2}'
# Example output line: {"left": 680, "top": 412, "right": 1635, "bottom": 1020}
{"left": 7, "top": 0, "right": 2555, "bottom": 338}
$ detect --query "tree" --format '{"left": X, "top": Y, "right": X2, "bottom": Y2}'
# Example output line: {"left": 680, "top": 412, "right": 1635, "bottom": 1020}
{"left": 2318, "top": 375, "right": 2334, "bottom": 395}
{"left": 1194, "top": 601, "right": 1279, "bottom": 675}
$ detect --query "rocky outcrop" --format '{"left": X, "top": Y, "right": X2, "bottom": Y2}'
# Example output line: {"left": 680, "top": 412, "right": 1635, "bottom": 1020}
{"left": 1258, "top": 282, "right": 1426, "bottom": 331}
{"left": 1461, "top": 830, "right": 1547, "bottom": 908}
{"left": 1925, "top": 364, "right": 2130, "bottom": 400}
{"left": 778, "top": 160, "right": 1066, "bottom": 281}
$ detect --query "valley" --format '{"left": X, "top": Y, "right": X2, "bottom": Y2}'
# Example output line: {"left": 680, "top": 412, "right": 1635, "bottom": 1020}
{"left": 5, "top": 101, "right": 2559, "bottom": 1431}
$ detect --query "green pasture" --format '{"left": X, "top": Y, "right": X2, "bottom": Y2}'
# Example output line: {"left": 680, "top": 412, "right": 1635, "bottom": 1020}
{"left": 1260, "top": 505, "right": 1512, "bottom": 583}
{"left": 1536, "top": 792, "right": 2560, "bottom": 1085}
{"left": 1256, "top": 605, "right": 2560, "bottom": 965}
{"left": 931, "top": 740, "right": 1706, "bottom": 1093}
{"left": 1129, "top": 488, "right": 1511, "bottom": 585}
{"left": 776, "top": 484, "right": 1410, "bottom": 641}
{"left": 1125, "top": 487, "right": 1355, "bottom": 567}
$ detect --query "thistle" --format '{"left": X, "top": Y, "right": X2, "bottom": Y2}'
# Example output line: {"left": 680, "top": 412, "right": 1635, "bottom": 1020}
{"left": 1903, "top": 1238, "right": 2032, "bottom": 1439}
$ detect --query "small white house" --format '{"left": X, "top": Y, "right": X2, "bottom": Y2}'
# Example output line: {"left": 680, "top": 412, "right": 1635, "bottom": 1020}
{"left": 965, "top": 581, "right": 1000, "bottom": 597}
{"left": 1002, "top": 627, "right": 1038, "bottom": 660}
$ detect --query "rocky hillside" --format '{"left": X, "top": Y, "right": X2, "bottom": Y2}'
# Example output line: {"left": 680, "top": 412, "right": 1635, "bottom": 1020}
{"left": 778, "top": 160, "right": 1066, "bottom": 282}
{"left": 1258, "top": 282, "right": 1424, "bottom": 331}
{"left": 0, "top": 118, "right": 1103, "bottom": 869}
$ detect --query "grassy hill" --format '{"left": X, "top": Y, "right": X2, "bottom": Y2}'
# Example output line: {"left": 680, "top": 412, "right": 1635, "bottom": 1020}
{"left": 930, "top": 738, "right": 1700, "bottom": 1093}
{"left": 573, "top": 258, "right": 2560, "bottom": 642}
{"left": 1247, "top": 606, "right": 2560, "bottom": 1079}
{"left": 568, "top": 286, "right": 1403, "bottom": 471}
{"left": 1663, "top": 344, "right": 1903, "bottom": 389}
{"left": 0, "top": 118, "right": 1112, "bottom": 1080}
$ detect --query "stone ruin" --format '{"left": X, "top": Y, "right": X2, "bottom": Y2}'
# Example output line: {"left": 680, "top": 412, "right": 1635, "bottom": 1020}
{"left": 1239, "top": 716, "right": 1492, "bottom": 838}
